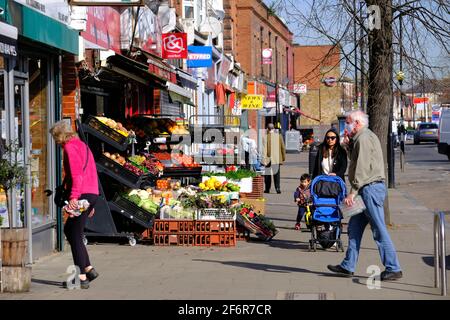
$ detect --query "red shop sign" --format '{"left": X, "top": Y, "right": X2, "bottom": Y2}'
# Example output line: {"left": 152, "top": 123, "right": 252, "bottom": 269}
{"left": 162, "top": 33, "right": 188, "bottom": 59}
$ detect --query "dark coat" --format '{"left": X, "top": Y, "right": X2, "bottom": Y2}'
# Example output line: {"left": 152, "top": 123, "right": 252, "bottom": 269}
{"left": 312, "top": 144, "right": 348, "bottom": 181}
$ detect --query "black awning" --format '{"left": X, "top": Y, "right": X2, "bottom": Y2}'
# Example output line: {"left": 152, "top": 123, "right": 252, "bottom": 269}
{"left": 106, "top": 54, "right": 167, "bottom": 87}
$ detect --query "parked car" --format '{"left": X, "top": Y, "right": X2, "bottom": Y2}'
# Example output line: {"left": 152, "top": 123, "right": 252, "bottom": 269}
{"left": 406, "top": 130, "right": 415, "bottom": 141}
{"left": 438, "top": 108, "right": 450, "bottom": 161}
{"left": 414, "top": 122, "right": 439, "bottom": 144}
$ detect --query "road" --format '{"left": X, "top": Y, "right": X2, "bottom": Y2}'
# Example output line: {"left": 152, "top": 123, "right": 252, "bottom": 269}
{"left": 396, "top": 141, "right": 450, "bottom": 213}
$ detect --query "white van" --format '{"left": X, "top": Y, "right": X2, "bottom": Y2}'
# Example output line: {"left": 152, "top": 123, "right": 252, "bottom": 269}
{"left": 438, "top": 108, "right": 450, "bottom": 160}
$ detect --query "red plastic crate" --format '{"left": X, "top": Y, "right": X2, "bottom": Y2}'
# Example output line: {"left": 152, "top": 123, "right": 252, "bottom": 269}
{"left": 195, "top": 221, "right": 235, "bottom": 233}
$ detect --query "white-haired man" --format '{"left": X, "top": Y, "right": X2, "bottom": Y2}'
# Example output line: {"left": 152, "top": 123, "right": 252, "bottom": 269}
{"left": 327, "top": 110, "right": 403, "bottom": 281}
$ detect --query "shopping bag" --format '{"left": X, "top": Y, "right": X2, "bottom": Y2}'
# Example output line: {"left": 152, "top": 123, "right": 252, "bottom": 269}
{"left": 339, "top": 195, "right": 366, "bottom": 218}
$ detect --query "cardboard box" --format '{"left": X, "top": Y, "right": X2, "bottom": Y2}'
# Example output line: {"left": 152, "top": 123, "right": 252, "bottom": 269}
{"left": 241, "top": 198, "right": 266, "bottom": 215}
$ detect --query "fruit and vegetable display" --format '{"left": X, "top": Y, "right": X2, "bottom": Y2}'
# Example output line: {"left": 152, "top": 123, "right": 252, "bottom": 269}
{"left": 237, "top": 204, "right": 278, "bottom": 241}
{"left": 124, "top": 189, "right": 160, "bottom": 215}
{"left": 203, "top": 169, "right": 257, "bottom": 180}
{"left": 127, "top": 116, "right": 189, "bottom": 138}
{"left": 152, "top": 152, "right": 200, "bottom": 168}
{"left": 96, "top": 116, "right": 130, "bottom": 137}
{"left": 198, "top": 177, "right": 240, "bottom": 192}
{"left": 129, "top": 155, "right": 164, "bottom": 176}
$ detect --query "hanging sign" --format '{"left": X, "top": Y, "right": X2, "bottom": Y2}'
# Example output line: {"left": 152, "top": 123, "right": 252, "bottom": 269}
{"left": 293, "top": 84, "right": 307, "bottom": 94}
{"left": 241, "top": 95, "right": 264, "bottom": 109}
{"left": 187, "top": 46, "right": 213, "bottom": 68}
{"left": 262, "top": 48, "right": 272, "bottom": 65}
{"left": 162, "top": 33, "right": 187, "bottom": 59}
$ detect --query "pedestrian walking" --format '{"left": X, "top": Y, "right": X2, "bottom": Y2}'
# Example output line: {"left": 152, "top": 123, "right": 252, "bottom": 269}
{"left": 312, "top": 128, "right": 348, "bottom": 181}
{"left": 241, "top": 133, "right": 259, "bottom": 171}
{"left": 262, "top": 123, "right": 286, "bottom": 194}
{"left": 50, "top": 120, "right": 100, "bottom": 289}
{"left": 327, "top": 110, "right": 403, "bottom": 281}
{"left": 294, "top": 173, "right": 312, "bottom": 230}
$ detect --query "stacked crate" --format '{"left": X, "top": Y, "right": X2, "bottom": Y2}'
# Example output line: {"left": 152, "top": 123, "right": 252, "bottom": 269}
{"left": 239, "top": 175, "right": 264, "bottom": 199}
{"left": 152, "top": 219, "right": 236, "bottom": 247}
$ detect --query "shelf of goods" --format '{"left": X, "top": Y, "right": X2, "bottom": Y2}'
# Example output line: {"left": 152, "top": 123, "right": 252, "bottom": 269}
{"left": 109, "top": 193, "right": 156, "bottom": 229}
{"left": 153, "top": 152, "right": 202, "bottom": 179}
{"left": 83, "top": 116, "right": 131, "bottom": 151}
{"left": 96, "top": 154, "right": 154, "bottom": 189}
{"left": 236, "top": 207, "right": 278, "bottom": 241}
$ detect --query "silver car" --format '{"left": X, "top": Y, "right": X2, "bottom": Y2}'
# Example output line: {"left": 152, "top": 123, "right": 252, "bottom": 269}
{"left": 414, "top": 122, "right": 439, "bottom": 144}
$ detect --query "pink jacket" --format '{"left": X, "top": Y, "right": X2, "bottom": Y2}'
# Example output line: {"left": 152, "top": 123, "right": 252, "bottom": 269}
{"left": 63, "top": 137, "right": 99, "bottom": 200}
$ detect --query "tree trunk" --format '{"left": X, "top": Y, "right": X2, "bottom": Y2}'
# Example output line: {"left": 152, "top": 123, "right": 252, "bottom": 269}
{"left": 365, "top": 0, "right": 393, "bottom": 225}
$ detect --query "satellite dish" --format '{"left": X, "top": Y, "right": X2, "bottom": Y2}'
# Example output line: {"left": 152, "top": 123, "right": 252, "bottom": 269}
{"left": 199, "top": 17, "right": 223, "bottom": 38}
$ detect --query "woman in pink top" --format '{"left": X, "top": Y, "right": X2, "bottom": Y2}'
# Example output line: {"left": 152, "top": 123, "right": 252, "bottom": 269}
{"left": 50, "top": 120, "right": 99, "bottom": 289}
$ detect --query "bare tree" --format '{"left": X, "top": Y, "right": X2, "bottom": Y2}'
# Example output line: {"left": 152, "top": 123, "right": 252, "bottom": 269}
{"left": 269, "top": 0, "right": 450, "bottom": 223}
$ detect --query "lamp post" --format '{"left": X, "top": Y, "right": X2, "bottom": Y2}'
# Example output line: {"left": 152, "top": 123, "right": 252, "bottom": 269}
{"left": 396, "top": 70, "right": 406, "bottom": 172}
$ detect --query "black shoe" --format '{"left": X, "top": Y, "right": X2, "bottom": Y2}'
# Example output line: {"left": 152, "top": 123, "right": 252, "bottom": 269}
{"left": 62, "top": 278, "right": 90, "bottom": 289}
{"left": 276, "top": 189, "right": 281, "bottom": 194}
{"left": 380, "top": 270, "right": 403, "bottom": 281}
{"left": 86, "top": 268, "right": 99, "bottom": 282}
{"left": 327, "top": 264, "right": 354, "bottom": 277}
{"left": 264, "top": 190, "right": 270, "bottom": 194}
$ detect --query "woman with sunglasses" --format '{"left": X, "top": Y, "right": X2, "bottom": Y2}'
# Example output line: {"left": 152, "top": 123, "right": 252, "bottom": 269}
{"left": 312, "top": 128, "right": 348, "bottom": 181}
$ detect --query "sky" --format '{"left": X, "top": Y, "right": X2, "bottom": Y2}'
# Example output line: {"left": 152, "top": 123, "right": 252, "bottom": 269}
{"left": 263, "top": 0, "right": 449, "bottom": 83}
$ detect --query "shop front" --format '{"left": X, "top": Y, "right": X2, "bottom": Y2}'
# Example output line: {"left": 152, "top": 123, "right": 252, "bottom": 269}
{"left": 0, "top": 1, "right": 79, "bottom": 261}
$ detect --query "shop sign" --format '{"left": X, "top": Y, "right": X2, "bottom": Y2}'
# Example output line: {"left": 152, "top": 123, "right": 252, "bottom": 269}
{"left": 82, "top": 6, "right": 121, "bottom": 53}
{"left": 14, "top": 0, "right": 71, "bottom": 25}
{"left": 241, "top": 95, "right": 264, "bottom": 109}
{"left": 187, "top": 46, "right": 213, "bottom": 68}
{"left": 0, "top": 22, "right": 18, "bottom": 59}
{"left": 293, "top": 84, "right": 307, "bottom": 94}
{"left": 413, "top": 97, "right": 429, "bottom": 104}
{"left": 262, "top": 48, "right": 272, "bottom": 65}
{"left": 162, "top": 33, "right": 187, "bottom": 59}
{"left": 232, "top": 96, "right": 242, "bottom": 116}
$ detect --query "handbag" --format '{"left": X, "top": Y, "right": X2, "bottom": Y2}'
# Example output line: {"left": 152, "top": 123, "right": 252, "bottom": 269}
{"left": 54, "top": 143, "right": 89, "bottom": 207}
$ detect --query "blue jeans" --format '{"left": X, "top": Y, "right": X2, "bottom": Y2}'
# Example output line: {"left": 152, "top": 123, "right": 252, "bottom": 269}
{"left": 297, "top": 206, "right": 306, "bottom": 223}
{"left": 340, "top": 182, "right": 402, "bottom": 273}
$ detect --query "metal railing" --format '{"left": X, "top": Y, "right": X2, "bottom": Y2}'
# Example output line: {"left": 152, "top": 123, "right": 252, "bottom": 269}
{"left": 434, "top": 211, "right": 449, "bottom": 296}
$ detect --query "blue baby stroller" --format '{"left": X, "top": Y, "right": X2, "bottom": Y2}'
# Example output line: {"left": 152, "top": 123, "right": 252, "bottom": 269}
{"left": 307, "top": 175, "right": 346, "bottom": 252}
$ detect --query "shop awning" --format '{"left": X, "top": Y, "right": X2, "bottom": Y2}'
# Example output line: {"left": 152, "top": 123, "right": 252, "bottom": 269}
{"left": 167, "top": 82, "right": 194, "bottom": 106}
{"left": 106, "top": 54, "right": 167, "bottom": 87}
{"left": 177, "top": 69, "right": 198, "bottom": 90}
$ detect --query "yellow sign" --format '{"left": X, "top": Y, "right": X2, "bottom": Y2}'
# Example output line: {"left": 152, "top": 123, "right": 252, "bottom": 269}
{"left": 241, "top": 94, "right": 264, "bottom": 109}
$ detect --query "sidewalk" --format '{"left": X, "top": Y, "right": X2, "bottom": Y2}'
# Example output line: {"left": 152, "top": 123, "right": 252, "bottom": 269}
{"left": 1, "top": 151, "right": 449, "bottom": 300}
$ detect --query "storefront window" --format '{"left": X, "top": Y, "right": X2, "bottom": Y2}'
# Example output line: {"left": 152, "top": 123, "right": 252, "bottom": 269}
{"left": 28, "top": 57, "right": 50, "bottom": 227}
{"left": 13, "top": 82, "right": 25, "bottom": 227}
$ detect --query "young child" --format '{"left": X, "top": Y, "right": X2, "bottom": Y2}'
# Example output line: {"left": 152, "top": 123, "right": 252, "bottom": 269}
{"left": 293, "top": 173, "right": 312, "bottom": 230}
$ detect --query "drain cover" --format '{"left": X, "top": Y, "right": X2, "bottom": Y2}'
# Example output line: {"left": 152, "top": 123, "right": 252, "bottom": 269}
{"left": 277, "top": 292, "right": 335, "bottom": 300}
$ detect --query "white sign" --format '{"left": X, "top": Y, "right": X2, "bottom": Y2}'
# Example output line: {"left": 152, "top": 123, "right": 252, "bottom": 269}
{"left": 14, "top": 0, "right": 71, "bottom": 25}
{"left": 262, "top": 48, "right": 272, "bottom": 65}
{"left": 294, "top": 84, "right": 307, "bottom": 94}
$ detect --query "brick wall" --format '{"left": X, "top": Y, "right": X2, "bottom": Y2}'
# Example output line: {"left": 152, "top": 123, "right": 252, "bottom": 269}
{"left": 61, "top": 54, "right": 79, "bottom": 129}
{"left": 293, "top": 45, "right": 342, "bottom": 127}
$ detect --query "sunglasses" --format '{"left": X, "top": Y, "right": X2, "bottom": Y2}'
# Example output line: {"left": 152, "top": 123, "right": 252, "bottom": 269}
{"left": 326, "top": 136, "right": 337, "bottom": 140}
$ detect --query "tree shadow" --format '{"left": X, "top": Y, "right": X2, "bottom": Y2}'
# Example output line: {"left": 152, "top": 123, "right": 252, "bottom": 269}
{"left": 422, "top": 255, "right": 450, "bottom": 270}
{"left": 262, "top": 238, "right": 310, "bottom": 250}
{"left": 192, "top": 258, "right": 331, "bottom": 276}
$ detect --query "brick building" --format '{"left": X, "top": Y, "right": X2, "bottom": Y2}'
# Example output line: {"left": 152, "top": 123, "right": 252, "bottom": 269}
{"left": 224, "top": 0, "right": 295, "bottom": 131}
{"left": 293, "top": 45, "right": 342, "bottom": 128}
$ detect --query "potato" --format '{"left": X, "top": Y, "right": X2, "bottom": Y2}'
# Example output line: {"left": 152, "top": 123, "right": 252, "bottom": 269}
{"left": 104, "top": 152, "right": 111, "bottom": 158}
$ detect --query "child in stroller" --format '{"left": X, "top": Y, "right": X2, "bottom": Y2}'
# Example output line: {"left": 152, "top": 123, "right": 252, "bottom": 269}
{"left": 307, "top": 175, "right": 347, "bottom": 252}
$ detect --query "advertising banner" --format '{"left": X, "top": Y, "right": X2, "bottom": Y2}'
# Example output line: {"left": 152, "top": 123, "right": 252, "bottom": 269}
{"left": 187, "top": 46, "right": 213, "bottom": 68}
{"left": 82, "top": 6, "right": 121, "bottom": 53}
{"left": 162, "top": 33, "right": 187, "bottom": 59}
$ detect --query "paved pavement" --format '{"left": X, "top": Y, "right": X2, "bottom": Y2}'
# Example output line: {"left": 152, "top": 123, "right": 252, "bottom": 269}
{"left": 1, "top": 148, "right": 449, "bottom": 300}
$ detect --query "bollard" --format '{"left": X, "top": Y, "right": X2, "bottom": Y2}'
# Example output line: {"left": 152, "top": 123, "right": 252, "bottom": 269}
{"left": 308, "top": 142, "right": 319, "bottom": 176}
{"left": 434, "top": 211, "right": 448, "bottom": 296}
